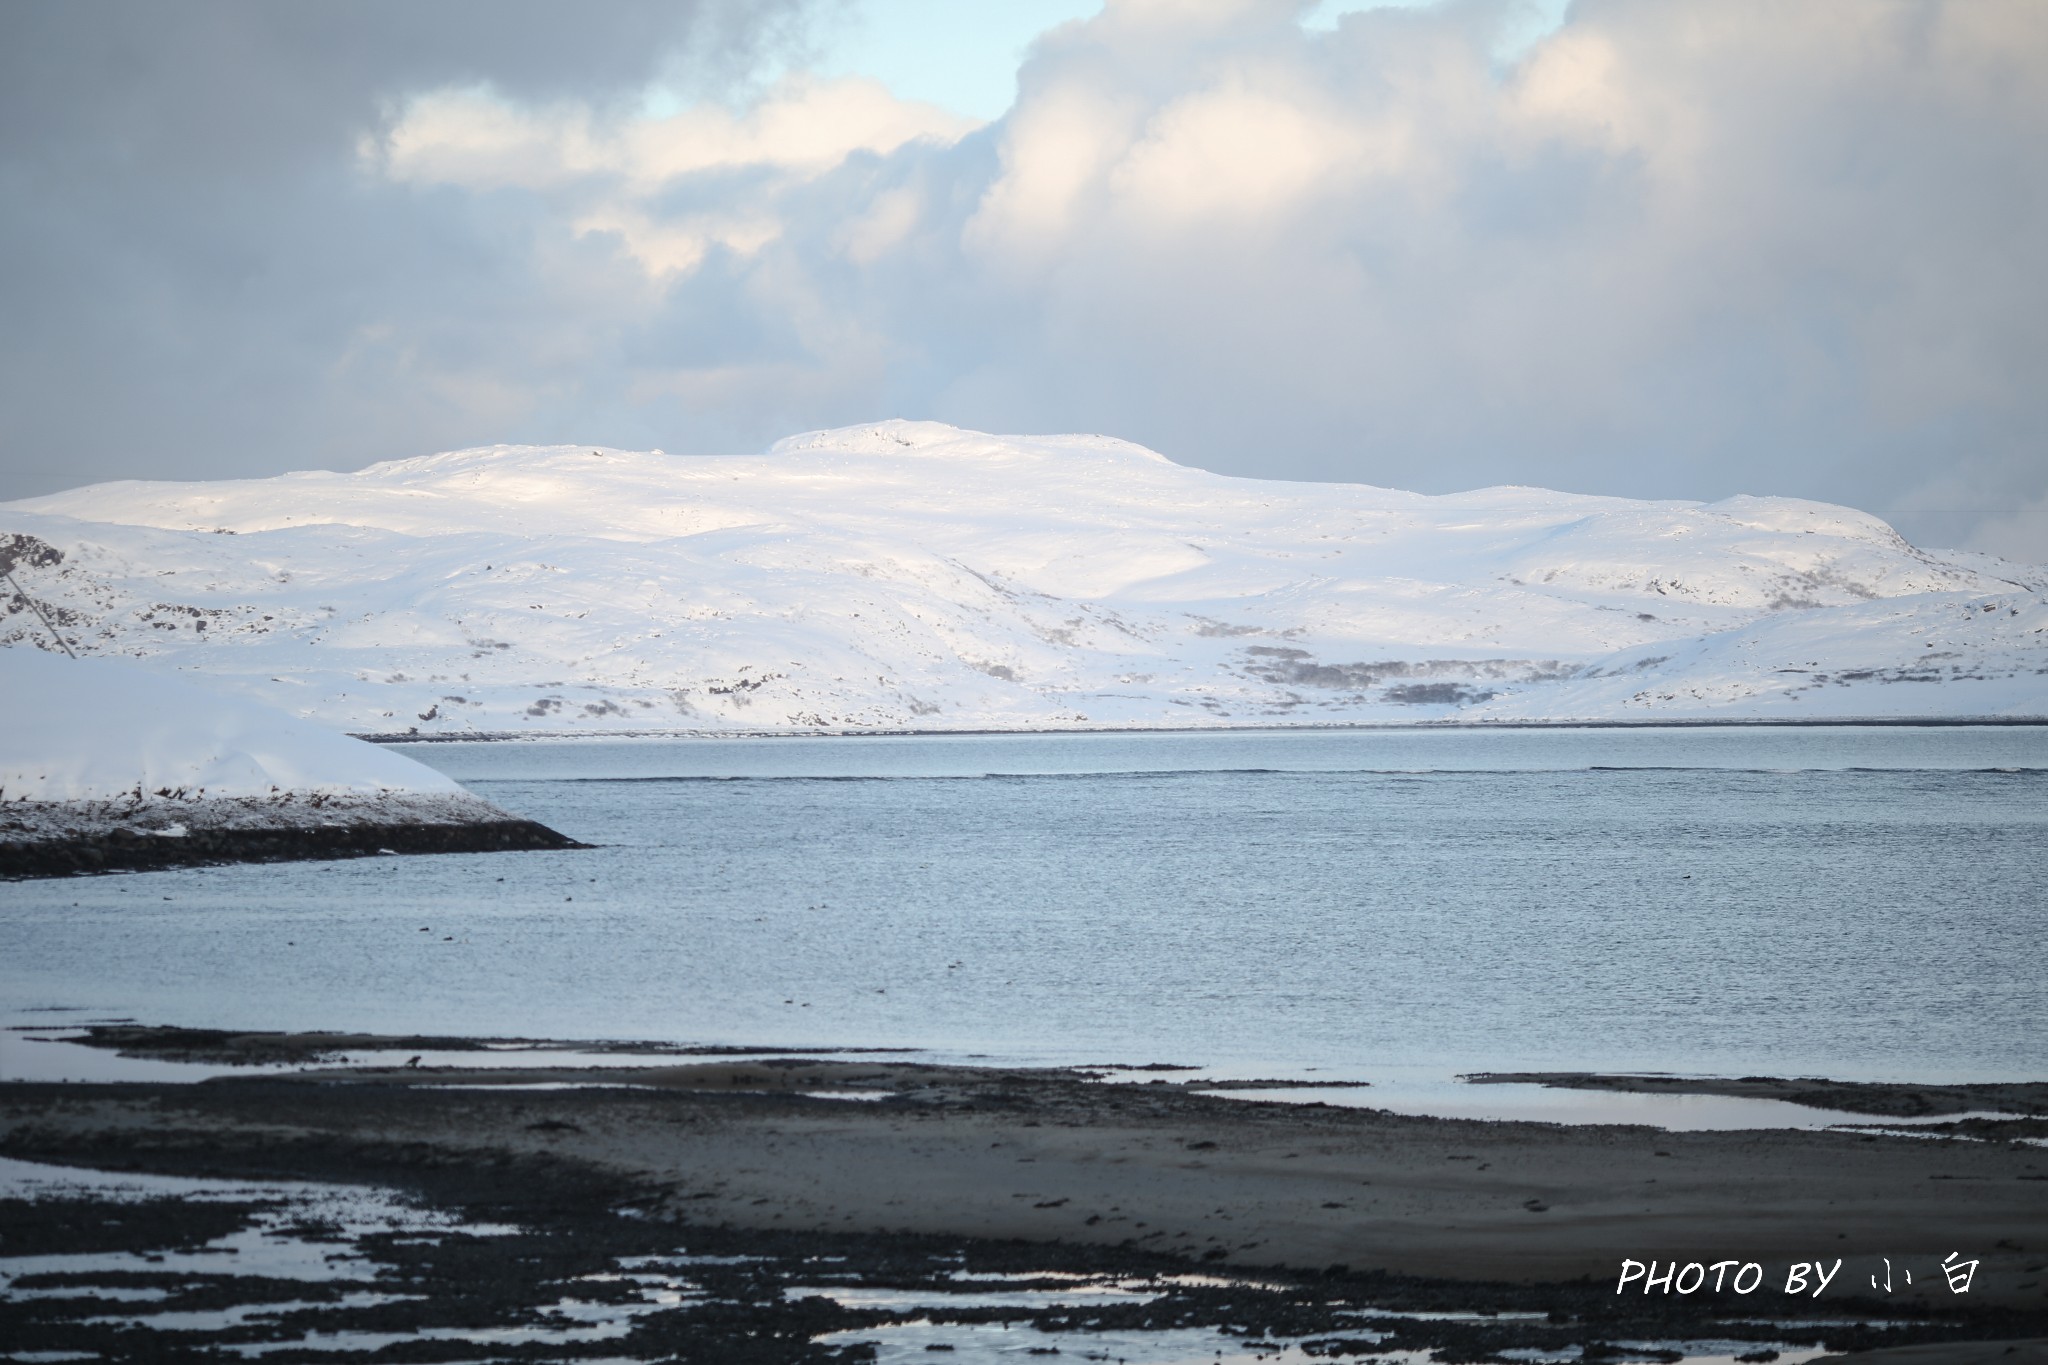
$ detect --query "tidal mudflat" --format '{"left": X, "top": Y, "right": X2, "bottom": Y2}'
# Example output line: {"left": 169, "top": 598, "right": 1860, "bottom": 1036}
{"left": 5, "top": 1027, "right": 2047, "bottom": 1363}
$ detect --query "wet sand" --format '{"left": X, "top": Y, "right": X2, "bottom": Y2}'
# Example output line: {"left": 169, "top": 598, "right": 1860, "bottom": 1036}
{"left": 5, "top": 1028, "right": 2047, "bottom": 1360}
{"left": 156, "top": 1058, "right": 2047, "bottom": 1295}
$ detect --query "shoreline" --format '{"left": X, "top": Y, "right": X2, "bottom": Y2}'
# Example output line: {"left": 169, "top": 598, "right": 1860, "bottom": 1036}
{"left": 5, "top": 1026, "right": 2046, "bottom": 1361}
{"left": 359, "top": 715, "right": 2048, "bottom": 742}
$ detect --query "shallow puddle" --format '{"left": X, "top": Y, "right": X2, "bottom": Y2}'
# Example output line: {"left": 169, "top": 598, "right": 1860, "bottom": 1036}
{"left": 1175, "top": 1071, "right": 2028, "bottom": 1133}
{"left": 790, "top": 1282, "right": 1167, "bottom": 1310}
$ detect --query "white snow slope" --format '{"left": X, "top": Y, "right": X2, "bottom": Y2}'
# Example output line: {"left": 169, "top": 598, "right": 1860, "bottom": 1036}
{"left": 3, "top": 421, "right": 2044, "bottom": 734}
{"left": 0, "top": 647, "right": 504, "bottom": 843}
{"left": 0, "top": 647, "right": 462, "bottom": 801}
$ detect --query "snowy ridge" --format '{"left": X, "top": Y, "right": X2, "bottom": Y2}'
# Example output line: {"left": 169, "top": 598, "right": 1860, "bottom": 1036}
{"left": 3, "top": 420, "right": 2044, "bottom": 734}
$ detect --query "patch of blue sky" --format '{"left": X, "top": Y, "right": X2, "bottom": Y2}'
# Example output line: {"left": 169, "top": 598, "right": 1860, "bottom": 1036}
{"left": 1306, "top": 0, "right": 1574, "bottom": 65}
{"left": 777, "top": 0, "right": 1104, "bottom": 122}
{"left": 646, "top": 0, "right": 1575, "bottom": 123}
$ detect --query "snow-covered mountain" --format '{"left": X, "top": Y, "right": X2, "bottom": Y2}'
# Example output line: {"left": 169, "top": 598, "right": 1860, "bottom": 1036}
{"left": 3, "top": 421, "right": 2044, "bottom": 734}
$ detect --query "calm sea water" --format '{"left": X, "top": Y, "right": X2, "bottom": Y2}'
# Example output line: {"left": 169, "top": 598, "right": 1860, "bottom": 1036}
{"left": 3, "top": 727, "right": 2044, "bottom": 1084}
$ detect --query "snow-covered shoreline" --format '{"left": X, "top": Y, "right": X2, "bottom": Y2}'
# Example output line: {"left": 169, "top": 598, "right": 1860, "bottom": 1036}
{"left": 4, "top": 420, "right": 2044, "bottom": 733}
{"left": 1, "top": 794, "right": 583, "bottom": 878}
{"left": 1, "top": 649, "right": 581, "bottom": 877}
{"left": 357, "top": 714, "right": 2048, "bottom": 743}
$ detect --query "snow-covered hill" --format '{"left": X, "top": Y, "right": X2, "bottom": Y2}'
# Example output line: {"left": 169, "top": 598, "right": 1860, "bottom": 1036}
{"left": 0, "top": 648, "right": 575, "bottom": 875}
{"left": 3, "top": 421, "right": 2044, "bottom": 733}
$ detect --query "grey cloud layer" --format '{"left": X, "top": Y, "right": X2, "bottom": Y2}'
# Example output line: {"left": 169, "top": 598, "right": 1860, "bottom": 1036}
{"left": 4, "top": 0, "right": 2045, "bottom": 560}
{"left": 0, "top": 0, "right": 813, "bottom": 492}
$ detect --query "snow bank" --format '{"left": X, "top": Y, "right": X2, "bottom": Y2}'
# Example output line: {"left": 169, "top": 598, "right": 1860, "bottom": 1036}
{"left": 3, "top": 420, "right": 2044, "bottom": 731}
{"left": 0, "top": 647, "right": 579, "bottom": 876}
{"left": 0, "top": 646, "right": 460, "bottom": 801}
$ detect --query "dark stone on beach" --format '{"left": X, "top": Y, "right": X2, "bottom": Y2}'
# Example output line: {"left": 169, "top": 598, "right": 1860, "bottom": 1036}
{"left": 1, "top": 817, "right": 589, "bottom": 879}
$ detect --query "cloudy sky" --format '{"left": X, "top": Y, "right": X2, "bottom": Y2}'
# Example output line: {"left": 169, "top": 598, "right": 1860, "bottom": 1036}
{"left": 3, "top": 0, "right": 2044, "bottom": 560}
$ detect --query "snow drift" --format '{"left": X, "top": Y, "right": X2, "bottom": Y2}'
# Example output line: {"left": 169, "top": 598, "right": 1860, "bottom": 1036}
{"left": 2, "top": 421, "right": 2043, "bottom": 733}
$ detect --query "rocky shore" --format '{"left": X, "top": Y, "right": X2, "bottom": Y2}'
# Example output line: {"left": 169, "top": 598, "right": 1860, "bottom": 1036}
{"left": 0, "top": 805, "right": 585, "bottom": 877}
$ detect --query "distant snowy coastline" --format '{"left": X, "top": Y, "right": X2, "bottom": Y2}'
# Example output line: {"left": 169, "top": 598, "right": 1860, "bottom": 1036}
{"left": 2, "top": 420, "right": 2044, "bottom": 734}
{"left": 0, "top": 648, "right": 580, "bottom": 877}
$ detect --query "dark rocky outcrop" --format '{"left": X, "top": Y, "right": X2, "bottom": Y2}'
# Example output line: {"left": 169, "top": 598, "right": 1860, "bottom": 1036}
{"left": 2, "top": 817, "right": 586, "bottom": 879}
